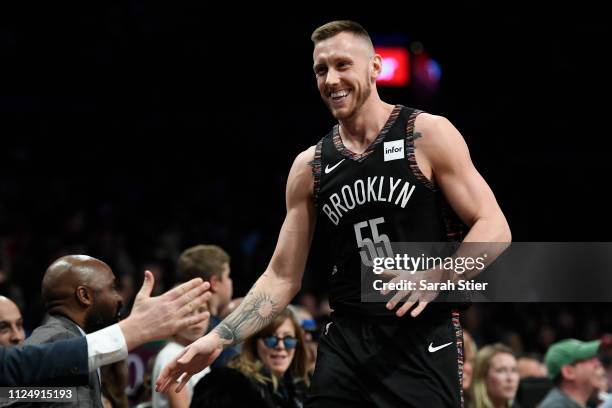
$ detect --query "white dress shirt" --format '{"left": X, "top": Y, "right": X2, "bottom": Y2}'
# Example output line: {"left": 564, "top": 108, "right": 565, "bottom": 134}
{"left": 84, "top": 323, "right": 128, "bottom": 372}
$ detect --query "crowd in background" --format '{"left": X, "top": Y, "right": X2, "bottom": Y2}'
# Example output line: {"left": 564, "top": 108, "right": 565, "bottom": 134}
{"left": 2, "top": 200, "right": 612, "bottom": 358}
{"left": 3, "top": 239, "right": 612, "bottom": 407}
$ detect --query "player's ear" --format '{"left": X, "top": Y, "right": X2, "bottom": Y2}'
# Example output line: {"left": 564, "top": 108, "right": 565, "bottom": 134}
{"left": 371, "top": 54, "right": 383, "bottom": 82}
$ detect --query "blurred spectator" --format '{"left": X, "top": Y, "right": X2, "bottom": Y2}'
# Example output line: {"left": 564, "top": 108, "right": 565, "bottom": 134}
{"left": 151, "top": 305, "right": 210, "bottom": 408}
{"left": 463, "top": 330, "right": 478, "bottom": 406}
{"left": 189, "top": 367, "right": 267, "bottom": 408}
{"left": 588, "top": 364, "right": 610, "bottom": 407}
{"left": 297, "top": 291, "right": 319, "bottom": 320}
{"left": 133, "top": 357, "right": 156, "bottom": 408}
{"left": 289, "top": 304, "right": 319, "bottom": 376}
{"left": 514, "top": 354, "right": 551, "bottom": 407}
{"left": 229, "top": 308, "right": 309, "bottom": 408}
{"left": 176, "top": 244, "right": 237, "bottom": 368}
{"left": 219, "top": 296, "right": 243, "bottom": 319}
{"left": 540, "top": 338, "right": 604, "bottom": 407}
{"left": 101, "top": 361, "right": 129, "bottom": 408}
{"left": 517, "top": 354, "right": 548, "bottom": 379}
{"left": 176, "top": 245, "right": 233, "bottom": 318}
{"left": 471, "top": 343, "right": 520, "bottom": 408}
{"left": 0, "top": 296, "right": 25, "bottom": 346}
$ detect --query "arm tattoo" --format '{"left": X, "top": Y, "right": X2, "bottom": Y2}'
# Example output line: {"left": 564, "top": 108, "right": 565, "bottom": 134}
{"left": 409, "top": 132, "right": 423, "bottom": 146}
{"left": 213, "top": 289, "right": 278, "bottom": 346}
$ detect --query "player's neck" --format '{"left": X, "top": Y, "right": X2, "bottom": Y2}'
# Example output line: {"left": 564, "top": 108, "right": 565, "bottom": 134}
{"left": 338, "top": 99, "right": 395, "bottom": 153}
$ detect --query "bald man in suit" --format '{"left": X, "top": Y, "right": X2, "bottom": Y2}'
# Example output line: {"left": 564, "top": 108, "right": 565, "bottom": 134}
{"left": 1, "top": 270, "right": 211, "bottom": 387}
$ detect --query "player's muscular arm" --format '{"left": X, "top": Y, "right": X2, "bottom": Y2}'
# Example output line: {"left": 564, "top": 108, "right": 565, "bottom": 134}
{"left": 414, "top": 113, "right": 511, "bottom": 244}
{"left": 212, "top": 145, "right": 317, "bottom": 346}
{"left": 414, "top": 114, "right": 511, "bottom": 287}
{"left": 156, "top": 147, "right": 317, "bottom": 393}
{"left": 387, "top": 115, "right": 512, "bottom": 318}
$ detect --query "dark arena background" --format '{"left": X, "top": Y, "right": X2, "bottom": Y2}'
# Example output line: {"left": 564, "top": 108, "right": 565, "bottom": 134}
{"left": 1, "top": 4, "right": 611, "bottom": 407}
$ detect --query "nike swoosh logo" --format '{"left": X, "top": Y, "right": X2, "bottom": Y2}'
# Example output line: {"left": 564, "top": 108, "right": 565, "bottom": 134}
{"left": 428, "top": 341, "right": 453, "bottom": 353}
{"left": 324, "top": 159, "right": 345, "bottom": 174}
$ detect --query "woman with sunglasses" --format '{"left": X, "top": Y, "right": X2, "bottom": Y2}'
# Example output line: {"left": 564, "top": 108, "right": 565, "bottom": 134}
{"left": 229, "top": 308, "right": 310, "bottom": 408}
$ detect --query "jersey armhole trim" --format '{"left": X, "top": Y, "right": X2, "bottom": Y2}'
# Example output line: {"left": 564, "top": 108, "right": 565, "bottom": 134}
{"left": 405, "top": 109, "right": 438, "bottom": 191}
{"left": 452, "top": 310, "right": 465, "bottom": 408}
{"left": 312, "top": 138, "right": 324, "bottom": 207}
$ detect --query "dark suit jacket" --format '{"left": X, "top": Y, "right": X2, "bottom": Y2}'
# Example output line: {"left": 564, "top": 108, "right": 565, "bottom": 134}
{"left": 0, "top": 338, "right": 88, "bottom": 386}
{"left": 22, "top": 314, "right": 102, "bottom": 408}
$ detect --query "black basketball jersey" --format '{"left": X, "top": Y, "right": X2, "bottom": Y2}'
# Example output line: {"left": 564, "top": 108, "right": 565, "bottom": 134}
{"left": 312, "top": 105, "right": 465, "bottom": 317}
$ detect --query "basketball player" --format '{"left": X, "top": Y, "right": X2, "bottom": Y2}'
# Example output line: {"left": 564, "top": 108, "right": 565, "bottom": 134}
{"left": 157, "top": 20, "right": 511, "bottom": 407}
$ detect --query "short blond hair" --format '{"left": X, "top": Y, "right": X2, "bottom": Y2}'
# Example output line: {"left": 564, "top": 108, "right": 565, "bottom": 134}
{"left": 176, "top": 245, "right": 230, "bottom": 282}
{"left": 311, "top": 20, "right": 373, "bottom": 49}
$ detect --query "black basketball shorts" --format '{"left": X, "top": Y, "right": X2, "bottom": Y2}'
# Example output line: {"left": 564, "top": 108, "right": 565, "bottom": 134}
{"left": 306, "top": 309, "right": 464, "bottom": 408}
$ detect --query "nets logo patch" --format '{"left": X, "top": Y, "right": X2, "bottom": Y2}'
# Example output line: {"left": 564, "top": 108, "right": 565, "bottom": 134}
{"left": 384, "top": 140, "right": 404, "bottom": 161}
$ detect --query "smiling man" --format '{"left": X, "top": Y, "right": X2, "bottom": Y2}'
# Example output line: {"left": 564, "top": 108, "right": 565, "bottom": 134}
{"left": 22, "top": 255, "right": 125, "bottom": 408}
{"left": 156, "top": 20, "right": 510, "bottom": 408}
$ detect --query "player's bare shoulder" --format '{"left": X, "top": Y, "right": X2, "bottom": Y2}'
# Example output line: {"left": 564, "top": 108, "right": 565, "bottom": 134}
{"left": 297, "top": 145, "right": 317, "bottom": 169}
{"left": 413, "top": 112, "right": 470, "bottom": 171}
{"left": 286, "top": 145, "right": 316, "bottom": 200}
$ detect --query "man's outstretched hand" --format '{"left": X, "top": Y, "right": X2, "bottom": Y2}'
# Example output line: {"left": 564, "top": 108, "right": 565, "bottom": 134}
{"left": 119, "top": 271, "right": 212, "bottom": 350}
{"left": 155, "top": 333, "right": 223, "bottom": 393}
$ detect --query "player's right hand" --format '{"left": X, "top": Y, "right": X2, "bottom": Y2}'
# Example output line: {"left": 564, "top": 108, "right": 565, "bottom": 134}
{"left": 155, "top": 333, "right": 223, "bottom": 393}
{"left": 380, "top": 268, "right": 442, "bottom": 318}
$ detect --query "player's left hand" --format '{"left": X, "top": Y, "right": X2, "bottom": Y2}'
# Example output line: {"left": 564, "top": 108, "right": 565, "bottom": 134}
{"left": 379, "top": 268, "right": 444, "bottom": 318}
